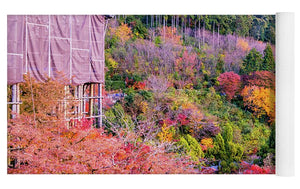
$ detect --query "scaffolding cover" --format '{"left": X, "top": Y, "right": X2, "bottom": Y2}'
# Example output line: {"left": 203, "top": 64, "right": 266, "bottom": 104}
{"left": 7, "top": 15, "right": 105, "bottom": 85}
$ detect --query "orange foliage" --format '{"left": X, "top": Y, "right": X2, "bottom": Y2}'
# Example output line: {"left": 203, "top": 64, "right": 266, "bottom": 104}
{"left": 157, "top": 125, "right": 174, "bottom": 143}
{"left": 200, "top": 138, "right": 214, "bottom": 151}
{"left": 159, "top": 26, "right": 182, "bottom": 45}
{"left": 241, "top": 85, "right": 275, "bottom": 122}
{"left": 132, "top": 81, "right": 146, "bottom": 90}
{"left": 111, "top": 23, "right": 133, "bottom": 45}
{"left": 236, "top": 38, "right": 250, "bottom": 52}
{"left": 19, "top": 74, "right": 76, "bottom": 123}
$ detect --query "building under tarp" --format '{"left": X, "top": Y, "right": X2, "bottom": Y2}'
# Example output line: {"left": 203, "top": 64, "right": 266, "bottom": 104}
{"left": 7, "top": 15, "right": 107, "bottom": 126}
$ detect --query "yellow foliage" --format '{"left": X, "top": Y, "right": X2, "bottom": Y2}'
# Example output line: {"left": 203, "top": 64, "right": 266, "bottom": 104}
{"left": 241, "top": 86, "right": 275, "bottom": 122}
{"left": 139, "top": 101, "right": 148, "bottom": 113}
{"left": 201, "top": 138, "right": 214, "bottom": 148}
{"left": 113, "top": 23, "right": 133, "bottom": 45}
{"left": 181, "top": 102, "right": 196, "bottom": 110}
{"left": 158, "top": 123, "right": 174, "bottom": 142}
{"left": 183, "top": 83, "right": 193, "bottom": 89}
{"left": 108, "top": 57, "right": 118, "bottom": 69}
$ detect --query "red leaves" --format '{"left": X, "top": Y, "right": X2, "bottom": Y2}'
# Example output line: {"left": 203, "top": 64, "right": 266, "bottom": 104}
{"left": 240, "top": 161, "right": 275, "bottom": 174}
{"left": 125, "top": 77, "right": 135, "bottom": 88}
{"left": 217, "top": 72, "right": 241, "bottom": 101}
{"left": 243, "top": 164, "right": 273, "bottom": 174}
{"left": 73, "top": 118, "right": 94, "bottom": 130}
{"left": 243, "top": 71, "right": 275, "bottom": 89}
{"left": 159, "top": 114, "right": 190, "bottom": 128}
{"left": 125, "top": 77, "right": 146, "bottom": 90}
{"left": 8, "top": 115, "right": 198, "bottom": 174}
{"left": 177, "top": 113, "right": 190, "bottom": 125}
{"left": 199, "top": 167, "right": 217, "bottom": 174}
{"left": 132, "top": 81, "right": 146, "bottom": 90}
{"left": 164, "top": 118, "right": 177, "bottom": 126}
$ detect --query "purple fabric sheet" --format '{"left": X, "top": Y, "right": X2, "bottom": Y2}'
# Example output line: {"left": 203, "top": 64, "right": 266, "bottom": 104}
{"left": 7, "top": 15, "right": 24, "bottom": 84}
{"left": 7, "top": 15, "right": 105, "bottom": 85}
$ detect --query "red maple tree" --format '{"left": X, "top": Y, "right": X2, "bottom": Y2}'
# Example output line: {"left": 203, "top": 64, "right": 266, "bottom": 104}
{"left": 217, "top": 72, "right": 241, "bottom": 101}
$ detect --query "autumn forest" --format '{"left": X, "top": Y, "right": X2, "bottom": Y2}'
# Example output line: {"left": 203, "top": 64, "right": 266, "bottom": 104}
{"left": 7, "top": 15, "right": 276, "bottom": 174}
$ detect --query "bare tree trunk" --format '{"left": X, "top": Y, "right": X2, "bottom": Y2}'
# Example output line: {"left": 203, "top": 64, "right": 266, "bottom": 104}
{"left": 203, "top": 21, "right": 205, "bottom": 46}
{"left": 152, "top": 15, "right": 154, "bottom": 28}
{"left": 181, "top": 16, "right": 184, "bottom": 40}
{"left": 184, "top": 16, "right": 187, "bottom": 42}
{"left": 171, "top": 15, "right": 174, "bottom": 28}
{"left": 218, "top": 24, "right": 220, "bottom": 47}
{"left": 199, "top": 18, "right": 201, "bottom": 49}
{"left": 213, "top": 21, "right": 215, "bottom": 50}
{"left": 163, "top": 16, "right": 166, "bottom": 42}
{"left": 176, "top": 15, "right": 179, "bottom": 29}
{"left": 159, "top": 15, "right": 161, "bottom": 27}
{"left": 146, "top": 15, "right": 148, "bottom": 28}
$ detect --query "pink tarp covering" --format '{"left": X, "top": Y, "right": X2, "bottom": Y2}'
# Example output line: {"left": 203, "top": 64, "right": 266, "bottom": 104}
{"left": 7, "top": 15, "right": 24, "bottom": 84}
{"left": 7, "top": 15, "right": 105, "bottom": 85}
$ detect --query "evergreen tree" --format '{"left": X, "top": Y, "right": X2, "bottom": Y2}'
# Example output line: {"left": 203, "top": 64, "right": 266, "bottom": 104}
{"left": 216, "top": 54, "right": 225, "bottom": 75}
{"left": 208, "top": 123, "right": 244, "bottom": 173}
{"left": 264, "top": 15, "right": 276, "bottom": 44}
{"left": 261, "top": 44, "right": 275, "bottom": 72}
{"left": 240, "top": 48, "right": 263, "bottom": 75}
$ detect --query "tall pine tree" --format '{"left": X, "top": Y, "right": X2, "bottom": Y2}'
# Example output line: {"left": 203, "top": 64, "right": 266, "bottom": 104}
{"left": 261, "top": 44, "right": 275, "bottom": 72}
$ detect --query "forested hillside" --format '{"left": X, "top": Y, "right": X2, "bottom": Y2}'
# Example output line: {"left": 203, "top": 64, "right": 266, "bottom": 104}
{"left": 103, "top": 15, "right": 275, "bottom": 174}
{"left": 8, "top": 15, "right": 275, "bottom": 174}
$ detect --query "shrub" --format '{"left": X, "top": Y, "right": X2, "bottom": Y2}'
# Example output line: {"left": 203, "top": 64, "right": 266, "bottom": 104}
{"left": 177, "top": 134, "right": 204, "bottom": 161}
{"left": 207, "top": 124, "right": 244, "bottom": 173}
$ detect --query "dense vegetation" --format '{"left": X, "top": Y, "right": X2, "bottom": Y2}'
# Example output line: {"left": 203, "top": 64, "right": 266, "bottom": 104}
{"left": 8, "top": 15, "right": 275, "bottom": 174}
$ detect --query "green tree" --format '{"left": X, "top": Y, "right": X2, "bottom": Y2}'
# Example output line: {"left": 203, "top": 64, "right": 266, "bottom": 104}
{"left": 240, "top": 48, "right": 263, "bottom": 75}
{"left": 177, "top": 134, "right": 204, "bottom": 161}
{"left": 216, "top": 54, "right": 225, "bottom": 75}
{"left": 235, "top": 15, "right": 253, "bottom": 37}
{"left": 261, "top": 44, "right": 275, "bottom": 72}
{"left": 208, "top": 123, "right": 244, "bottom": 173}
{"left": 264, "top": 15, "right": 276, "bottom": 44}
